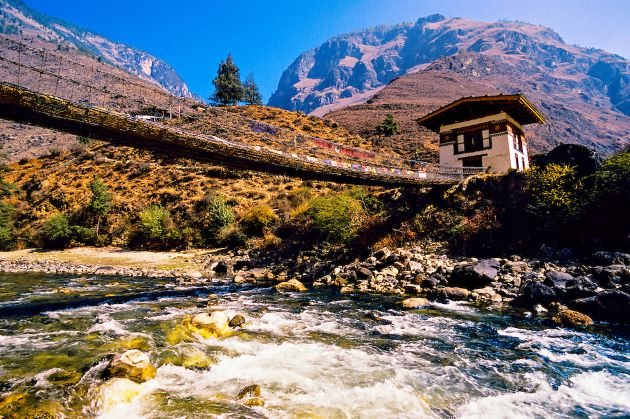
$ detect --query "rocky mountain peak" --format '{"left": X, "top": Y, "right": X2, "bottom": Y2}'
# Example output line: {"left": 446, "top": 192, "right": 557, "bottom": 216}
{"left": 268, "top": 14, "right": 630, "bottom": 123}
{"left": 0, "top": 0, "right": 191, "bottom": 97}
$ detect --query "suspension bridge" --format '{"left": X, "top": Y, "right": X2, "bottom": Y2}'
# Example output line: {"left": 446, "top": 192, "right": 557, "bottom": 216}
{"left": 0, "top": 36, "right": 485, "bottom": 186}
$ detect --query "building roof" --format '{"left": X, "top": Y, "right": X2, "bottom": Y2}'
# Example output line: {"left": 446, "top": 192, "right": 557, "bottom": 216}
{"left": 416, "top": 94, "right": 545, "bottom": 132}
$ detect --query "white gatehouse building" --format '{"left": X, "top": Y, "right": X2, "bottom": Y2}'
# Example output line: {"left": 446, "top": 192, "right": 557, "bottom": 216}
{"left": 417, "top": 94, "right": 545, "bottom": 172}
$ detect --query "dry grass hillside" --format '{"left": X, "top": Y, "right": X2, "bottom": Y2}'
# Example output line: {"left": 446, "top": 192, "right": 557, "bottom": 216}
{"left": 2, "top": 101, "right": 397, "bottom": 249}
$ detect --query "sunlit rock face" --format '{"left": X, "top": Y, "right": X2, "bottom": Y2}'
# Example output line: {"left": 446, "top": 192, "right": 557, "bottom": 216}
{"left": 0, "top": 0, "right": 191, "bottom": 98}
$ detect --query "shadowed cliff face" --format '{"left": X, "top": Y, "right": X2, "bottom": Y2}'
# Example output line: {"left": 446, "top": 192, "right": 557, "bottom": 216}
{"left": 0, "top": 0, "right": 191, "bottom": 98}
{"left": 269, "top": 14, "right": 629, "bottom": 155}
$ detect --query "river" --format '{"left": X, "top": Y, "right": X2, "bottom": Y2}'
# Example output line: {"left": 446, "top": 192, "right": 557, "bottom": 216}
{"left": 0, "top": 272, "right": 629, "bottom": 418}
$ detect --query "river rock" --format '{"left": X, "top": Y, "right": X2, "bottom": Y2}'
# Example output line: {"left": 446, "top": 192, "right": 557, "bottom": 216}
{"left": 569, "top": 290, "right": 630, "bottom": 323}
{"left": 450, "top": 259, "right": 499, "bottom": 289}
{"left": 274, "top": 279, "right": 307, "bottom": 293}
{"left": 544, "top": 271, "right": 573, "bottom": 289}
{"left": 553, "top": 309, "right": 594, "bottom": 328}
{"left": 401, "top": 298, "right": 429, "bottom": 309}
{"left": 421, "top": 277, "right": 439, "bottom": 288}
{"left": 356, "top": 267, "right": 373, "bottom": 280}
{"left": 591, "top": 265, "right": 628, "bottom": 288}
{"left": 234, "top": 268, "right": 270, "bottom": 284}
{"left": 590, "top": 251, "right": 630, "bottom": 266}
{"left": 228, "top": 314, "right": 246, "bottom": 328}
{"left": 237, "top": 384, "right": 261, "bottom": 399}
{"left": 565, "top": 276, "right": 597, "bottom": 299}
{"left": 381, "top": 266, "right": 399, "bottom": 277}
{"left": 191, "top": 311, "right": 231, "bottom": 336}
{"left": 513, "top": 281, "right": 556, "bottom": 308}
{"left": 373, "top": 247, "right": 391, "bottom": 261}
{"left": 104, "top": 350, "right": 156, "bottom": 383}
{"left": 244, "top": 397, "right": 265, "bottom": 407}
{"left": 441, "top": 287, "right": 470, "bottom": 301}
{"left": 408, "top": 260, "right": 424, "bottom": 273}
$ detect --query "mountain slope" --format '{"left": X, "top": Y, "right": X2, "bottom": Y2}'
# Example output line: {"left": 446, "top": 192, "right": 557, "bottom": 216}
{"left": 269, "top": 15, "right": 630, "bottom": 155}
{"left": 325, "top": 53, "right": 630, "bottom": 157}
{"left": 270, "top": 14, "right": 629, "bottom": 116}
{"left": 0, "top": 0, "right": 191, "bottom": 97}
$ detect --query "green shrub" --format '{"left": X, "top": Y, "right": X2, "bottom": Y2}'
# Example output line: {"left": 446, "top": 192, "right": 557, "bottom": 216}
{"left": 42, "top": 213, "right": 73, "bottom": 249}
{"left": 581, "top": 150, "right": 630, "bottom": 247}
{"left": 414, "top": 204, "right": 466, "bottom": 243}
{"left": 0, "top": 202, "right": 16, "bottom": 250}
{"left": 138, "top": 205, "right": 172, "bottom": 239}
{"left": 196, "top": 194, "right": 235, "bottom": 243}
{"left": 376, "top": 114, "right": 399, "bottom": 137}
{"left": 347, "top": 186, "right": 384, "bottom": 216}
{"left": 240, "top": 204, "right": 279, "bottom": 236}
{"left": 304, "top": 193, "right": 366, "bottom": 243}
{"left": 87, "top": 176, "right": 112, "bottom": 238}
{"left": 217, "top": 224, "right": 247, "bottom": 248}
{"left": 72, "top": 225, "right": 97, "bottom": 246}
{"left": 525, "top": 163, "right": 581, "bottom": 224}
{"left": 135, "top": 205, "right": 182, "bottom": 249}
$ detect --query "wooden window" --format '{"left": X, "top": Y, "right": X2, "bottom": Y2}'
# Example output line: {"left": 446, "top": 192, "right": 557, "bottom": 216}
{"left": 482, "top": 129, "right": 490, "bottom": 148}
{"left": 457, "top": 135, "right": 465, "bottom": 152}
{"left": 462, "top": 155, "right": 483, "bottom": 168}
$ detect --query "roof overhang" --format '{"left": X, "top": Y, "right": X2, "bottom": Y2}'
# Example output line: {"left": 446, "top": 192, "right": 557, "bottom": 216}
{"left": 416, "top": 94, "right": 546, "bottom": 133}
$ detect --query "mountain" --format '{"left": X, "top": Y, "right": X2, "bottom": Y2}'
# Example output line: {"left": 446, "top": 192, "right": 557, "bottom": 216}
{"left": 0, "top": 0, "right": 191, "bottom": 97}
{"left": 269, "top": 14, "right": 630, "bottom": 155}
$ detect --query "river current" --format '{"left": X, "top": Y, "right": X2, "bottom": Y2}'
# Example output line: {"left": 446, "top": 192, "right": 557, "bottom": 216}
{"left": 0, "top": 272, "right": 628, "bottom": 418}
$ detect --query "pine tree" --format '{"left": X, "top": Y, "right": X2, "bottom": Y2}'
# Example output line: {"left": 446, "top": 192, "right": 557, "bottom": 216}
{"left": 376, "top": 114, "right": 399, "bottom": 137}
{"left": 88, "top": 176, "right": 112, "bottom": 238}
{"left": 211, "top": 54, "right": 244, "bottom": 106}
{"left": 242, "top": 73, "right": 263, "bottom": 105}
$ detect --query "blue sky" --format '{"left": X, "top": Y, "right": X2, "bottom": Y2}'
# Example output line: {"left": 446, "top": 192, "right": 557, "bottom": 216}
{"left": 27, "top": 0, "right": 630, "bottom": 102}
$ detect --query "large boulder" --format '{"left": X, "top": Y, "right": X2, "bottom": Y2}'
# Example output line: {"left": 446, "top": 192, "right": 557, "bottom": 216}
{"left": 274, "top": 279, "right": 307, "bottom": 293}
{"left": 513, "top": 281, "right": 556, "bottom": 307}
{"left": 544, "top": 271, "right": 573, "bottom": 289}
{"left": 532, "top": 144, "right": 602, "bottom": 177}
{"left": 565, "top": 276, "right": 598, "bottom": 299}
{"left": 104, "top": 350, "right": 156, "bottom": 383}
{"left": 569, "top": 290, "right": 630, "bottom": 323}
{"left": 191, "top": 311, "right": 231, "bottom": 337}
{"left": 450, "top": 259, "right": 499, "bottom": 289}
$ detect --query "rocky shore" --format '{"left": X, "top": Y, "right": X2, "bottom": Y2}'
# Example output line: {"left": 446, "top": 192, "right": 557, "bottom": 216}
{"left": 230, "top": 247, "right": 630, "bottom": 327}
{"left": 1, "top": 246, "right": 629, "bottom": 327}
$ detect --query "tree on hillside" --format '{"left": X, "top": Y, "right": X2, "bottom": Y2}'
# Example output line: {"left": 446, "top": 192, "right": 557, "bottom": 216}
{"left": 211, "top": 54, "right": 244, "bottom": 106}
{"left": 242, "top": 73, "right": 263, "bottom": 105}
{"left": 87, "top": 176, "right": 112, "bottom": 238}
{"left": 376, "top": 114, "right": 399, "bottom": 137}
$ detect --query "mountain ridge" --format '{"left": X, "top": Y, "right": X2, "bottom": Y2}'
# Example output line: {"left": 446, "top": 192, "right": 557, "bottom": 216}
{"left": 269, "top": 14, "right": 630, "bottom": 155}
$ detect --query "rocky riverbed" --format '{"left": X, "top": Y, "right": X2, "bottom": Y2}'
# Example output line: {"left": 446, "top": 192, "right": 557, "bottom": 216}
{"left": 1, "top": 246, "right": 629, "bottom": 327}
{"left": 225, "top": 247, "right": 630, "bottom": 328}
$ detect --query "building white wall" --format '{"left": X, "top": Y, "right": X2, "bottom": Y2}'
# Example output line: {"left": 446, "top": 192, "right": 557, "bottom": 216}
{"left": 439, "top": 134, "right": 529, "bottom": 172}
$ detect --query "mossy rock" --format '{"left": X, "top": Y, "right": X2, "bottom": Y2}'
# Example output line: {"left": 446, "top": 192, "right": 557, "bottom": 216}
{"left": 244, "top": 397, "right": 265, "bottom": 407}
{"left": 553, "top": 309, "right": 594, "bottom": 328}
{"left": 103, "top": 350, "right": 157, "bottom": 383}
